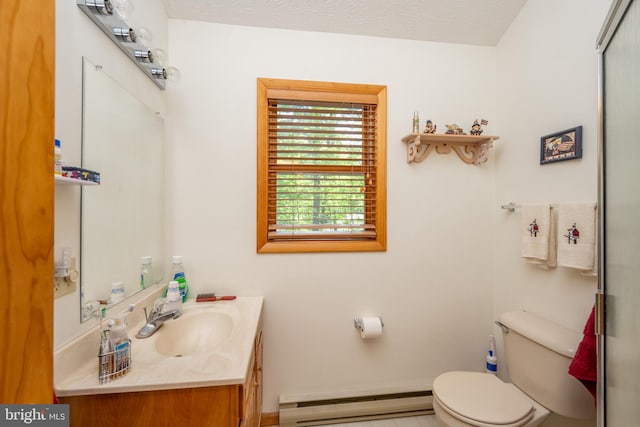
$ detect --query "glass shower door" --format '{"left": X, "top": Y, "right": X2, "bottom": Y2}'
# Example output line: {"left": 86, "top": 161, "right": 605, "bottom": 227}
{"left": 600, "top": 0, "right": 640, "bottom": 424}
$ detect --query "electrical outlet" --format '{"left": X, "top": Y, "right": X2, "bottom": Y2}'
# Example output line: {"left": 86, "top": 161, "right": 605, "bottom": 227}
{"left": 54, "top": 257, "right": 78, "bottom": 298}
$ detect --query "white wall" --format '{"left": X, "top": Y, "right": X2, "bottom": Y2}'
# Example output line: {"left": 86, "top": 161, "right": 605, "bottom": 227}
{"left": 494, "top": 0, "right": 610, "bottom": 334}
{"left": 494, "top": 1, "right": 610, "bottom": 425}
{"left": 54, "top": 0, "right": 167, "bottom": 347}
{"left": 167, "top": 21, "right": 498, "bottom": 412}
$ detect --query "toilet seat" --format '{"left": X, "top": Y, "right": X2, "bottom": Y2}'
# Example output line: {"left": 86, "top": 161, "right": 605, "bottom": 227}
{"left": 433, "top": 371, "right": 535, "bottom": 427}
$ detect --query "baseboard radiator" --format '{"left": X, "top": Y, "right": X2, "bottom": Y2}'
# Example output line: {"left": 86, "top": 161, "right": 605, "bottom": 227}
{"left": 279, "top": 385, "right": 433, "bottom": 426}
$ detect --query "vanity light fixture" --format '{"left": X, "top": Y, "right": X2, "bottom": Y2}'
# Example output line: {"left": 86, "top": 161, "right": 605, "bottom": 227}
{"left": 77, "top": 0, "right": 169, "bottom": 89}
{"left": 85, "top": 0, "right": 113, "bottom": 15}
{"left": 113, "top": 27, "right": 136, "bottom": 42}
{"left": 150, "top": 68, "right": 165, "bottom": 79}
{"left": 134, "top": 49, "right": 153, "bottom": 63}
{"left": 150, "top": 66, "right": 180, "bottom": 81}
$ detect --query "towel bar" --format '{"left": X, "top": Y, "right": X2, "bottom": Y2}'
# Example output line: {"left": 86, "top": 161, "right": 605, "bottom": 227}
{"left": 501, "top": 202, "right": 560, "bottom": 212}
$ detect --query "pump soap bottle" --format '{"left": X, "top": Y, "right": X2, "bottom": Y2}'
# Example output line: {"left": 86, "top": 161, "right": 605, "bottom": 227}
{"left": 165, "top": 280, "right": 183, "bottom": 316}
{"left": 171, "top": 256, "right": 188, "bottom": 303}
{"left": 109, "top": 307, "right": 133, "bottom": 378}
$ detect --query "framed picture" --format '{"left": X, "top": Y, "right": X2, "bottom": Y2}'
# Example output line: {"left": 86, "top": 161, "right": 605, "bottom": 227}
{"left": 540, "top": 126, "right": 583, "bottom": 164}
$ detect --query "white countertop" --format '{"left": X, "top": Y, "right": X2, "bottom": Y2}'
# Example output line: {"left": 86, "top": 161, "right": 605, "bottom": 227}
{"left": 54, "top": 296, "right": 263, "bottom": 396}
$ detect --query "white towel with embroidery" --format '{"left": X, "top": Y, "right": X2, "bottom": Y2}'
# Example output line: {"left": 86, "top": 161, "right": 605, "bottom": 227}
{"left": 557, "top": 203, "right": 597, "bottom": 272}
{"left": 521, "top": 204, "right": 556, "bottom": 268}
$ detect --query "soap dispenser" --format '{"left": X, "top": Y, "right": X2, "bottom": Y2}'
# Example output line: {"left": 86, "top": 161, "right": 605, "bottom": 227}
{"left": 109, "top": 310, "right": 132, "bottom": 378}
{"left": 164, "top": 280, "right": 183, "bottom": 315}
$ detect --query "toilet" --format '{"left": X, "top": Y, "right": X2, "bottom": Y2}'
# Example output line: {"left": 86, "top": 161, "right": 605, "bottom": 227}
{"left": 432, "top": 310, "right": 596, "bottom": 427}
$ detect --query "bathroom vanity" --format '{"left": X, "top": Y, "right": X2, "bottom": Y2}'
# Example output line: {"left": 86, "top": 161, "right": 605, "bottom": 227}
{"left": 55, "top": 295, "right": 263, "bottom": 427}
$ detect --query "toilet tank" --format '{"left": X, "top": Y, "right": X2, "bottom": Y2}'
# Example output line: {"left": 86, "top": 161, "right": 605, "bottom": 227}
{"left": 498, "top": 310, "right": 596, "bottom": 420}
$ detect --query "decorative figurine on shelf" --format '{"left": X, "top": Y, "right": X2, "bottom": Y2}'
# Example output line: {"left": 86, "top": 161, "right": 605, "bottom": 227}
{"left": 423, "top": 120, "right": 437, "bottom": 134}
{"left": 445, "top": 124, "right": 466, "bottom": 135}
{"left": 470, "top": 119, "right": 488, "bottom": 135}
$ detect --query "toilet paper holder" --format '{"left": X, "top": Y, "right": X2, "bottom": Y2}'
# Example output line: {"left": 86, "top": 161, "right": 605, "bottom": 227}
{"left": 353, "top": 317, "right": 384, "bottom": 331}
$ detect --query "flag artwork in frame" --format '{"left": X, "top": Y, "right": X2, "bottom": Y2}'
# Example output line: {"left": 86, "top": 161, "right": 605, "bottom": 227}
{"left": 540, "top": 126, "right": 583, "bottom": 164}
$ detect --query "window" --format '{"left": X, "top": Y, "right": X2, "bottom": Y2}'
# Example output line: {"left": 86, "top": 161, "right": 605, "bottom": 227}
{"left": 257, "top": 78, "right": 387, "bottom": 253}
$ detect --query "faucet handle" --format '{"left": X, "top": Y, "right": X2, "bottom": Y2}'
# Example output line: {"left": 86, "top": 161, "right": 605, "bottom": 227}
{"left": 145, "top": 298, "right": 170, "bottom": 320}
{"left": 154, "top": 298, "right": 166, "bottom": 308}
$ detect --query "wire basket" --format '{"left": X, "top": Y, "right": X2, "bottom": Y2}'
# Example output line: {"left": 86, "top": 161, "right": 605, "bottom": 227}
{"left": 98, "top": 339, "right": 132, "bottom": 384}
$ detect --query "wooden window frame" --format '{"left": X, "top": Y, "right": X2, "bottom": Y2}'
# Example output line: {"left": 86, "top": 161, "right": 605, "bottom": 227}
{"left": 257, "top": 78, "right": 387, "bottom": 253}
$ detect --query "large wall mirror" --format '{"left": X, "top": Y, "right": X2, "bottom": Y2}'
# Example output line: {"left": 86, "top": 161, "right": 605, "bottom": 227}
{"left": 80, "top": 57, "right": 164, "bottom": 321}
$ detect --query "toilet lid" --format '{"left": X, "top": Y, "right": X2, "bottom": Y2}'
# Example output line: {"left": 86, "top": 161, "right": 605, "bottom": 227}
{"left": 433, "top": 371, "right": 534, "bottom": 426}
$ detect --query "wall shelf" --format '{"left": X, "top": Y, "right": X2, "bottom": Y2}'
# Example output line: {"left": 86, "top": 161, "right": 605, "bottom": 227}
{"left": 55, "top": 175, "right": 99, "bottom": 186}
{"left": 401, "top": 133, "right": 500, "bottom": 165}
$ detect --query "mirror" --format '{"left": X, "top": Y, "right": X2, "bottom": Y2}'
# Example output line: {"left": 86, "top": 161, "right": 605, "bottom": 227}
{"left": 80, "top": 57, "right": 164, "bottom": 321}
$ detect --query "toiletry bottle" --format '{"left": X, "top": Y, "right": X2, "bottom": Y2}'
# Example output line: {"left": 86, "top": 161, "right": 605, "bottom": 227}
{"left": 140, "top": 256, "right": 153, "bottom": 289}
{"left": 165, "top": 280, "right": 183, "bottom": 315}
{"left": 486, "top": 334, "right": 497, "bottom": 374}
{"left": 412, "top": 111, "right": 420, "bottom": 134}
{"left": 98, "top": 308, "right": 113, "bottom": 383}
{"left": 171, "top": 256, "right": 188, "bottom": 303}
{"left": 98, "top": 329, "right": 113, "bottom": 383}
{"left": 109, "top": 313, "right": 131, "bottom": 377}
{"left": 54, "top": 139, "right": 63, "bottom": 176}
{"left": 109, "top": 281, "right": 125, "bottom": 304}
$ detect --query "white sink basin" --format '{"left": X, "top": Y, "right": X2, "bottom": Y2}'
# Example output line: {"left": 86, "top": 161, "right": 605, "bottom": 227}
{"left": 154, "top": 310, "right": 234, "bottom": 357}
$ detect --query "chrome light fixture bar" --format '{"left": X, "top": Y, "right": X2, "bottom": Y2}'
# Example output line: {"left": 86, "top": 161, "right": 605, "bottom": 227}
{"left": 113, "top": 27, "right": 136, "bottom": 42}
{"left": 77, "top": 0, "right": 166, "bottom": 90}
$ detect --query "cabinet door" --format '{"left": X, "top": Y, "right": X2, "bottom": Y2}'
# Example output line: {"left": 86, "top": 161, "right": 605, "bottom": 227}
{"left": 254, "top": 330, "right": 263, "bottom": 426}
{"left": 241, "top": 329, "right": 263, "bottom": 427}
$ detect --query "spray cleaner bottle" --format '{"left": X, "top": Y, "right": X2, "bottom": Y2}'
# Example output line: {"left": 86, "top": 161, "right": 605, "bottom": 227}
{"left": 486, "top": 334, "right": 497, "bottom": 374}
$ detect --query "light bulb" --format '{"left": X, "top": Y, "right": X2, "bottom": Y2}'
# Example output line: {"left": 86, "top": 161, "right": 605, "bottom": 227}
{"left": 151, "top": 48, "right": 168, "bottom": 67}
{"left": 111, "top": 0, "right": 134, "bottom": 21}
{"left": 135, "top": 27, "right": 153, "bottom": 47}
{"left": 164, "top": 66, "right": 181, "bottom": 82}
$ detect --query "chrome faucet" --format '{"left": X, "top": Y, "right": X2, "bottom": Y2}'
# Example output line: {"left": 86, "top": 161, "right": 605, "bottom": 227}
{"left": 135, "top": 300, "right": 182, "bottom": 339}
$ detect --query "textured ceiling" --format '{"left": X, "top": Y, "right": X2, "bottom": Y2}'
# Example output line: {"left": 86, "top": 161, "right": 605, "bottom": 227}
{"left": 165, "top": 0, "right": 528, "bottom": 46}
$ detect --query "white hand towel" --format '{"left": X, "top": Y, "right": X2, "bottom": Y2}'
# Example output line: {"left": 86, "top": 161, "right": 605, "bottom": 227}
{"left": 557, "top": 203, "right": 597, "bottom": 272}
{"left": 521, "top": 204, "right": 556, "bottom": 268}
{"left": 581, "top": 223, "right": 598, "bottom": 276}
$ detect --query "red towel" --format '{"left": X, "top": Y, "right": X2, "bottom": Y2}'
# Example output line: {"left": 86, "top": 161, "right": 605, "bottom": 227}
{"left": 568, "top": 305, "right": 597, "bottom": 404}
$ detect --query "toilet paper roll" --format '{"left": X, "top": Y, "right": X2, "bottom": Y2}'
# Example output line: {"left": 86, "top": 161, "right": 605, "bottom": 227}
{"left": 359, "top": 316, "right": 383, "bottom": 339}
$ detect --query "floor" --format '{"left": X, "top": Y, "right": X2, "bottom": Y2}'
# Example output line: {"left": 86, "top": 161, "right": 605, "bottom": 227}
{"left": 318, "top": 415, "right": 437, "bottom": 427}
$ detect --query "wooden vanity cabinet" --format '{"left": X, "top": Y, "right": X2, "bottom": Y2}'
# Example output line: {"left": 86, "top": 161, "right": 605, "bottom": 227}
{"left": 60, "top": 323, "right": 263, "bottom": 427}
{"left": 241, "top": 328, "right": 263, "bottom": 427}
